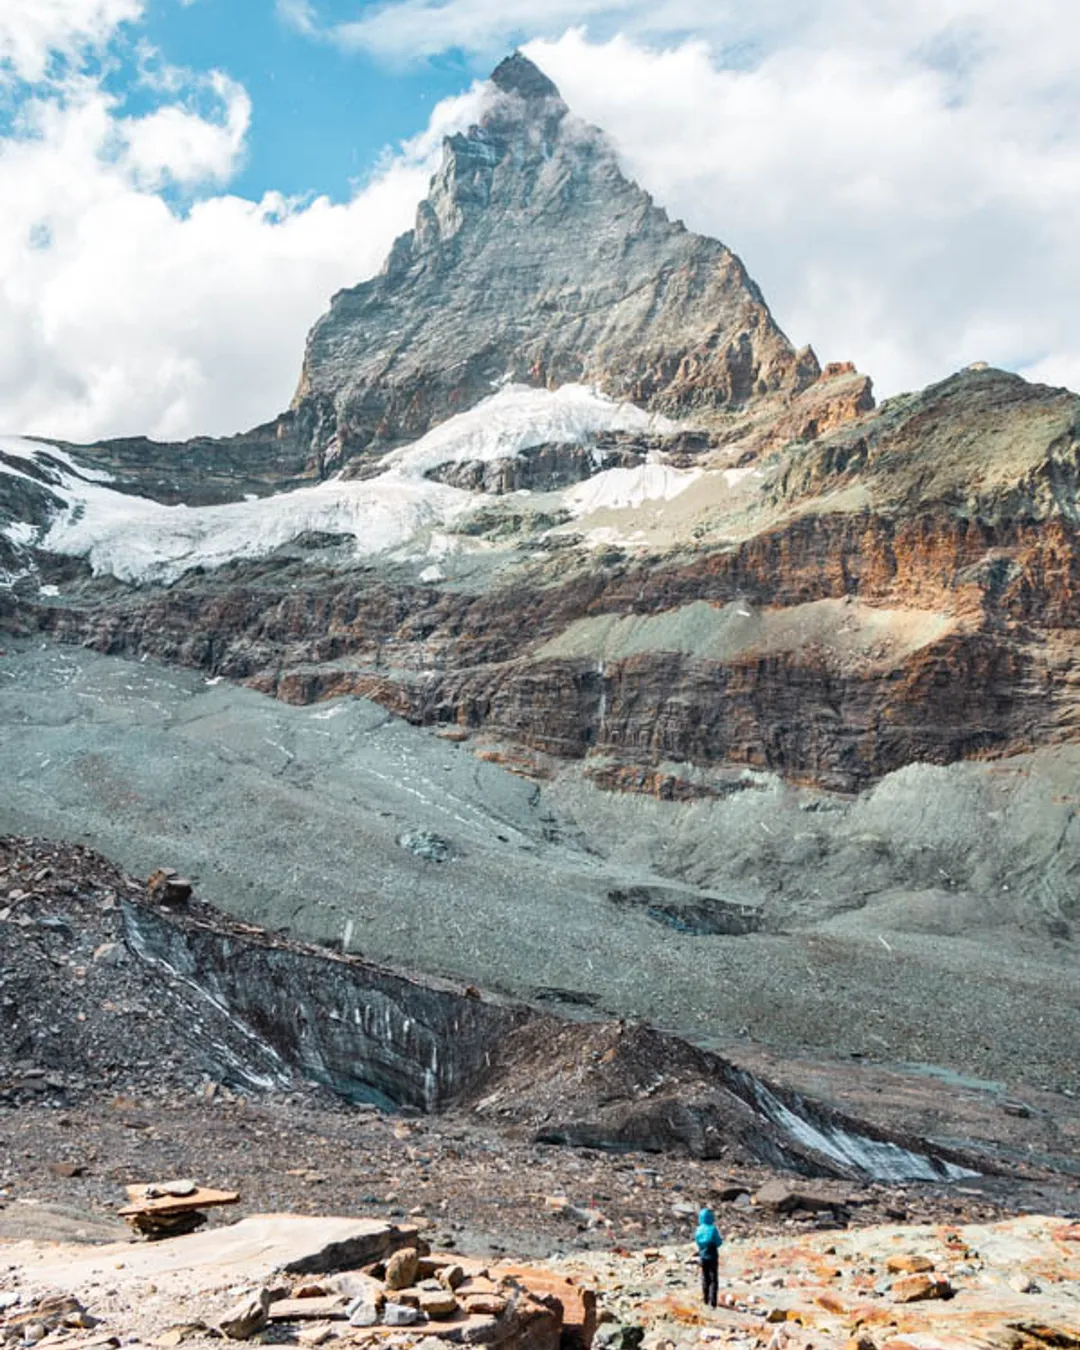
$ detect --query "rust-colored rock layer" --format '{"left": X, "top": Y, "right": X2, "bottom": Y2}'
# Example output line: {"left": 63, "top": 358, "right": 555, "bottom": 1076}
{"left": 14, "top": 489, "right": 1079, "bottom": 791}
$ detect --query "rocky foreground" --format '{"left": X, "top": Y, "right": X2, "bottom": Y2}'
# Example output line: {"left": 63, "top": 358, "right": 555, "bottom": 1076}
{"left": 0, "top": 1194, "right": 1077, "bottom": 1350}
{"left": 2, "top": 835, "right": 1078, "bottom": 1350}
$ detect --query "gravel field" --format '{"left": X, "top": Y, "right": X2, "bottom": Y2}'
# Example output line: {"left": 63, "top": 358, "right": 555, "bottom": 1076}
{"left": 0, "top": 639, "right": 1076, "bottom": 1106}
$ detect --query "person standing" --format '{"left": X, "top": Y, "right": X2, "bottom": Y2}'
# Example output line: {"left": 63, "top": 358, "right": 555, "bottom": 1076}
{"left": 695, "top": 1206, "right": 723, "bottom": 1307}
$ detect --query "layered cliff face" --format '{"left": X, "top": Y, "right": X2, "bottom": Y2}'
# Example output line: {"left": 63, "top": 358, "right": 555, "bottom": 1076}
{"left": 290, "top": 53, "right": 819, "bottom": 468}
{"left": 9, "top": 366, "right": 1077, "bottom": 793}
{"left": 1, "top": 54, "right": 1078, "bottom": 803}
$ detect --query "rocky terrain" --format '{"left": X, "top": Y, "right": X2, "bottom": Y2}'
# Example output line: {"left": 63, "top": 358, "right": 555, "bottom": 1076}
{"left": 1, "top": 641, "right": 1078, "bottom": 1108}
{"left": 0, "top": 51, "right": 1077, "bottom": 1193}
{"left": 0, "top": 1123, "right": 1077, "bottom": 1350}
{"left": 2, "top": 833, "right": 1078, "bottom": 1350}
{"left": 3, "top": 1195, "right": 1078, "bottom": 1350}
{"left": 0, "top": 832, "right": 1002, "bottom": 1176}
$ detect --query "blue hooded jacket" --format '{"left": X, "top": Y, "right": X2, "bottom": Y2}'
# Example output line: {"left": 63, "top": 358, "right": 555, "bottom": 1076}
{"left": 695, "top": 1207, "right": 723, "bottom": 1260}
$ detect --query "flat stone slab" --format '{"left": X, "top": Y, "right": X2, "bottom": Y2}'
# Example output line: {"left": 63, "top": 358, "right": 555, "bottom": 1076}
{"left": 119, "top": 1186, "right": 239, "bottom": 1218}
{"left": 3, "top": 1215, "right": 419, "bottom": 1295}
{"left": 267, "top": 1296, "right": 349, "bottom": 1321}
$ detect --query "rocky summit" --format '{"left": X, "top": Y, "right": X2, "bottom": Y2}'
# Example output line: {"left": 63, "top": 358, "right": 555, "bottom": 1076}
{"left": 290, "top": 51, "right": 819, "bottom": 468}
{"left": 0, "top": 51, "right": 1078, "bottom": 1149}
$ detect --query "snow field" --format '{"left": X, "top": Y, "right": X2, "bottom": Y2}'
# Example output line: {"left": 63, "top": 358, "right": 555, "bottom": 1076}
{"left": 1, "top": 385, "right": 698, "bottom": 584}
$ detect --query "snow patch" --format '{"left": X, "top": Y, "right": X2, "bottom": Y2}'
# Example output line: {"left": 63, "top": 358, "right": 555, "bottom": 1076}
{"left": 0, "top": 386, "right": 687, "bottom": 583}
{"left": 310, "top": 703, "right": 347, "bottom": 721}
{"left": 564, "top": 461, "right": 700, "bottom": 516}
{"left": 5, "top": 521, "right": 36, "bottom": 547}
{"left": 0, "top": 435, "right": 115, "bottom": 484}
{"left": 385, "top": 383, "right": 676, "bottom": 476}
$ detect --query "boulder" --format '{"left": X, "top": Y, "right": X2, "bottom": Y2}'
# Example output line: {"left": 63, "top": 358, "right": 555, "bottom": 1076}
{"left": 147, "top": 870, "right": 192, "bottom": 908}
{"left": 385, "top": 1247, "right": 420, "bottom": 1291}
{"left": 593, "top": 1326, "right": 644, "bottom": 1350}
{"left": 439, "top": 1265, "right": 466, "bottom": 1291}
{"left": 495, "top": 1268, "right": 597, "bottom": 1350}
{"left": 419, "top": 1290, "right": 459, "bottom": 1319}
{"left": 754, "top": 1180, "right": 845, "bottom": 1214}
{"left": 218, "top": 1289, "right": 270, "bottom": 1341}
{"left": 347, "top": 1303, "right": 379, "bottom": 1328}
{"left": 383, "top": 1303, "right": 421, "bottom": 1327}
{"left": 890, "top": 1274, "right": 953, "bottom": 1304}
{"left": 463, "top": 1294, "right": 508, "bottom": 1316}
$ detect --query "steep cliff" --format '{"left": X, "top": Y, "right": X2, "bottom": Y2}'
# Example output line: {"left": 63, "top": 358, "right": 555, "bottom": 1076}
{"left": 290, "top": 53, "right": 818, "bottom": 467}
{"left": 1, "top": 56, "right": 1077, "bottom": 799}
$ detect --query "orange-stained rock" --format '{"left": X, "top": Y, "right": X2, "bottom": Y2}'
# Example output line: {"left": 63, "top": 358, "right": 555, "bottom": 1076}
{"left": 886, "top": 1255, "right": 935, "bottom": 1275}
{"left": 890, "top": 1274, "right": 953, "bottom": 1304}
{"left": 493, "top": 1267, "right": 597, "bottom": 1350}
{"left": 882, "top": 1337, "right": 983, "bottom": 1350}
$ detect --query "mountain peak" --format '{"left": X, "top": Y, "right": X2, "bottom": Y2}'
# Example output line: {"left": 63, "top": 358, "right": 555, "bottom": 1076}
{"left": 292, "top": 64, "right": 820, "bottom": 462}
{"left": 489, "top": 51, "right": 561, "bottom": 102}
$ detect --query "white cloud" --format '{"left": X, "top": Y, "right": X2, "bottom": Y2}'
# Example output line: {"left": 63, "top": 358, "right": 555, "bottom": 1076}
{"left": 276, "top": 0, "right": 319, "bottom": 39}
{"left": 0, "top": 17, "right": 489, "bottom": 442}
{"left": 0, "top": 0, "right": 143, "bottom": 83}
{"left": 121, "top": 72, "right": 251, "bottom": 187}
{"left": 517, "top": 13, "right": 1080, "bottom": 396}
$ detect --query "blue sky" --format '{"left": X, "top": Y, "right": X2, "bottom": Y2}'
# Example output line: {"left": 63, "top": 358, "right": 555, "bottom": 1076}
{"left": 132, "top": 1, "right": 477, "bottom": 202}
{"left": 0, "top": 0, "right": 1078, "bottom": 442}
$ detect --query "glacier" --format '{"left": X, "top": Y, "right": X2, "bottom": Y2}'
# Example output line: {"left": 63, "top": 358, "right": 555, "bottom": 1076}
{"left": 1, "top": 385, "right": 694, "bottom": 585}
{"left": 383, "top": 382, "right": 677, "bottom": 475}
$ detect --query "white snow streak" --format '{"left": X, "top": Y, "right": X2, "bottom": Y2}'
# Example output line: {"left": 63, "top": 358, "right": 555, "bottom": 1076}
{"left": 564, "top": 461, "right": 700, "bottom": 516}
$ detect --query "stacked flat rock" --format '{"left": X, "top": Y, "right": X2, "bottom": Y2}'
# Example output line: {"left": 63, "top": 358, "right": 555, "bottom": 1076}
{"left": 256, "top": 1249, "right": 589, "bottom": 1350}
{"left": 119, "top": 1180, "right": 238, "bottom": 1240}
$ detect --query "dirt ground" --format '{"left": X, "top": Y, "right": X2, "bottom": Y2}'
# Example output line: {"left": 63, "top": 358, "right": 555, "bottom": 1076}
{"left": 2, "top": 1090, "right": 1077, "bottom": 1263}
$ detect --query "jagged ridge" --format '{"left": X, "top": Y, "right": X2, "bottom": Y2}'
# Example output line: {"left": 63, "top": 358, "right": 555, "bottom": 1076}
{"left": 291, "top": 52, "right": 819, "bottom": 468}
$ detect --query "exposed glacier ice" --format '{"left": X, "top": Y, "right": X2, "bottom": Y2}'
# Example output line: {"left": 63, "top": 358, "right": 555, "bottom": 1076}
{"left": 46, "top": 471, "right": 472, "bottom": 585}
{"left": 0, "top": 385, "right": 690, "bottom": 584}
{"left": 384, "top": 382, "right": 677, "bottom": 475}
{"left": 751, "top": 1080, "right": 979, "bottom": 1182}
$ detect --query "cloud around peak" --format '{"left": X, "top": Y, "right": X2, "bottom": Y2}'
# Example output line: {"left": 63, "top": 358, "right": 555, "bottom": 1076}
{"left": 517, "top": 15, "right": 1080, "bottom": 398}
{"left": 0, "top": 3, "right": 489, "bottom": 443}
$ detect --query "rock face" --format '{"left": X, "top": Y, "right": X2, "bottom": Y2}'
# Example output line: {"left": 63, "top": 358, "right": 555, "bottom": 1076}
{"left": 112, "top": 880, "right": 982, "bottom": 1179}
{"left": 290, "top": 53, "right": 818, "bottom": 467}
{"left": 2, "top": 43, "right": 1080, "bottom": 1028}
{"left": 121, "top": 897, "right": 532, "bottom": 1112}
{"left": 23, "top": 366, "right": 1078, "bottom": 791}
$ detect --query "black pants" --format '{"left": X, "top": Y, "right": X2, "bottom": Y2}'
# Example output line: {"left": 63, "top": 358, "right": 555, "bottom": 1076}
{"left": 700, "top": 1254, "right": 718, "bottom": 1307}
